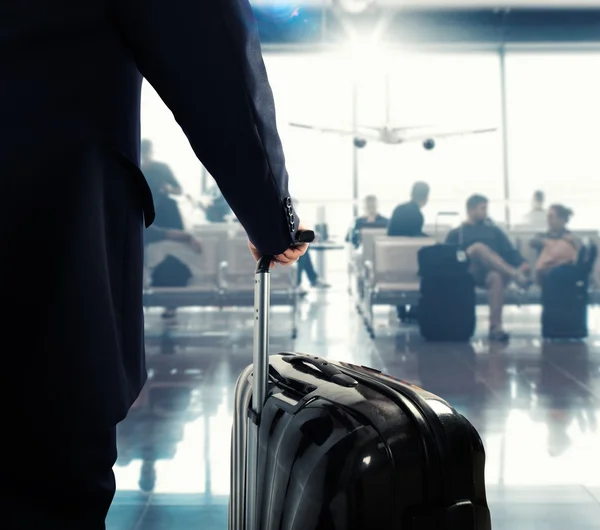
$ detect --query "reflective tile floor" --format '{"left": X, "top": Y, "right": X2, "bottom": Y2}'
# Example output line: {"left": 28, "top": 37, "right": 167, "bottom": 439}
{"left": 108, "top": 281, "right": 600, "bottom": 529}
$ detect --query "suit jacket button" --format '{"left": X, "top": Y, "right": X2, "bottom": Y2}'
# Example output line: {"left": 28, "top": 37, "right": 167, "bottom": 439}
{"left": 286, "top": 197, "right": 292, "bottom": 207}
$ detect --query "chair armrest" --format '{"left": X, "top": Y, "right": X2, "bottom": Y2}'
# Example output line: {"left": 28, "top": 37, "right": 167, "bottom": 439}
{"left": 218, "top": 261, "right": 229, "bottom": 290}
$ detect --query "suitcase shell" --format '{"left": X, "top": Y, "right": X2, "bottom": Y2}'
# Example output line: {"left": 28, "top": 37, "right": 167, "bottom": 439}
{"left": 541, "top": 265, "right": 588, "bottom": 339}
{"left": 229, "top": 245, "right": 491, "bottom": 530}
{"left": 418, "top": 245, "right": 476, "bottom": 342}
{"left": 230, "top": 355, "right": 491, "bottom": 530}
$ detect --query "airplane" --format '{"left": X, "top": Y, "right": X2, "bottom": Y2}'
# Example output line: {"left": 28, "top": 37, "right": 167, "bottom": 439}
{"left": 288, "top": 122, "right": 498, "bottom": 150}
{"left": 289, "top": 78, "right": 497, "bottom": 150}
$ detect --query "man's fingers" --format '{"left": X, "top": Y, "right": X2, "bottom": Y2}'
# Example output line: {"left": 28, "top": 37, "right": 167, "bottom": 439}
{"left": 274, "top": 254, "right": 293, "bottom": 265}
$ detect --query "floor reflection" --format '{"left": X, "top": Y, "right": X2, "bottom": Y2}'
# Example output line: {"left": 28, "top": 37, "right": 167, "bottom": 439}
{"left": 108, "top": 284, "right": 600, "bottom": 529}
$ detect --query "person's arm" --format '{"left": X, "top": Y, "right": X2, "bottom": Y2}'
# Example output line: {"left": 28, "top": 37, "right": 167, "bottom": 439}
{"left": 416, "top": 209, "right": 425, "bottom": 236}
{"left": 530, "top": 234, "right": 546, "bottom": 252}
{"left": 387, "top": 207, "right": 400, "bottom": 236}
{"left": 160, "top": 164, "right": 183, "bottom": 195}
{"left": 496, "top": 228, "right": 525, "bottom": 267}
{"left": 145, "top": 225, "right": 168, "bottom": 245}
{"left": 112, "top": 0, "right": 297, "bottom": 256}
{"left": 145, "top": 226, "right": 202, "bottom": 252}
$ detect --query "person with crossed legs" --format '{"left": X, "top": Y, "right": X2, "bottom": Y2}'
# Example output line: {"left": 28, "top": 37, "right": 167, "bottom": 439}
{"left": 446, "top": 194, "right": 531, "bottom": 342}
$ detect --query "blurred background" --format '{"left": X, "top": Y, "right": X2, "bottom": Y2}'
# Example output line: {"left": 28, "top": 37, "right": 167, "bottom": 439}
{"left": 110, "top": 2, "right": 600, "bottom": 529}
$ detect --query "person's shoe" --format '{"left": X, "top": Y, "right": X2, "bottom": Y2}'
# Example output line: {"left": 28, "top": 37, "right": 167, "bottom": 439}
{"left": 312, "top": 280, "right": 331, "bottom": 289}
{"left": 161, "top": 308, "right": 178, "bottom": 320}
{"left": 489, "top": 329, "right": 510, "bottom": 342}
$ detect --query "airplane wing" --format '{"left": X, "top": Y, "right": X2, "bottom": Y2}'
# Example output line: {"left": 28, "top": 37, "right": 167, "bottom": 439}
{"left": 289, "top": 123, "right": 381, "bottom": 141}
{"left": 387, "top": 125, "right": 433, "bottom": 132}
{"left": 403, "top": 127, "right": 498, "bottom": 141}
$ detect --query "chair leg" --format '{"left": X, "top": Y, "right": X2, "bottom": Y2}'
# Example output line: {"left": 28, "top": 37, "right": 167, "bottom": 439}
{"left": 365, "top": 292, "right": 375, "bottom": 339}
{"left": 291, "top": 290, "right": 298, "bottom": 340}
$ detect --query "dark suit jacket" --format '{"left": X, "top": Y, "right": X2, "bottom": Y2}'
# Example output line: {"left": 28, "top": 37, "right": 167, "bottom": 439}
{"left": 2, "top": 0, "right": 298, "bottom": 429}
{"left": 387, "top": 201, "right": 425, "bottom": 237}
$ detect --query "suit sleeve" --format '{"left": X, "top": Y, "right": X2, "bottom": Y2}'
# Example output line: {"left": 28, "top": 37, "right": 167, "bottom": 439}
{"left": 112, "top": 0, "right": 296, "bottom": 255}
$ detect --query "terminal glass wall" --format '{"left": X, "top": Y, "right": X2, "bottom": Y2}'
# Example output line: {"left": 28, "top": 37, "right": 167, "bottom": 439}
{"left": 264, "top": 51, "right": 503, "bottom": 235}
{"left": 139, "top": 49, "right": 600, "bottom": 237}
{"left": 504, "top": 51, "right": 600, "bottom": 229}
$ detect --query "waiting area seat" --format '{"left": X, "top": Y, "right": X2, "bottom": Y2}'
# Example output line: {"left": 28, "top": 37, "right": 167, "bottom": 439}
{"left": 362, "top": 237, "right": 435, "bottom": 335}
{"left": 143, "top": 225, "right": 300, "bottom": 337}
{"left": 349, "top": 227, "right": 388, "bottom": 308}
{"left": 348, "top": 228, "right": 600, "bottom": 337}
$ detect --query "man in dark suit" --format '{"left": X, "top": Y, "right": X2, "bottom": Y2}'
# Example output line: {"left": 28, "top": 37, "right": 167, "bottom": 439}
{"left": 1, "top": 1, "right": 308, "bottom": 527}
{"left": 387, "top": 181, "right": 430, "bottom": 237}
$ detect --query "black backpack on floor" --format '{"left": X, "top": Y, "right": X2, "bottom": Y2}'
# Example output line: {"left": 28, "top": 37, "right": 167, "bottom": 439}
{"left": 151, "top": 255, "right": 192, "bottom": 288}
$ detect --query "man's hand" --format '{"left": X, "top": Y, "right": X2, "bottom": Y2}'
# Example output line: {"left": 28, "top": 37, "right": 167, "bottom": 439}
{"left": 248, "top": 225, "right": 310, "bottom": 267}
{"left": 519, "top": 262, "right": 531, "bottom": 272}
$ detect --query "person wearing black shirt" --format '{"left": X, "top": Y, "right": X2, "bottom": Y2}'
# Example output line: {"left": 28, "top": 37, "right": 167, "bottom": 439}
{"left": 388, "top": 182, "right": 429, "bottom": 322}
{"left": 348, "top": 195, "right": 389, "bottom": 247}
{"left": 446, "top": 194, "right": 530, "bottom": 342}
{"left": 387, "top": 181, "right": 430, "bottom": 237}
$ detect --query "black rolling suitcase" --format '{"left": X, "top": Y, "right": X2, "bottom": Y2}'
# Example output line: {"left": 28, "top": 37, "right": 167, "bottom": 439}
{"left": 417, "top": 244, "right": 476, "bottom": 342}
{"left": 541, "top": 265, "right": 588, "bottom": 339}
{"left": 229, "top": 238, "right": 491, "bottom": 530}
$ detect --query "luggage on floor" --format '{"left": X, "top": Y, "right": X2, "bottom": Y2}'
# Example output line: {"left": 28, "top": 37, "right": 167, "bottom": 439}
{"left": 417, "top": 244, "right": 476, "bottom": 342}
{"left": 541, "top": 264, "right": 588, "bottom": 339}
{"left": 150, "top": 254, "right": 192, "bottom": 287}
{"left": 229, "top": 235, "right": 491, "bottom": 530}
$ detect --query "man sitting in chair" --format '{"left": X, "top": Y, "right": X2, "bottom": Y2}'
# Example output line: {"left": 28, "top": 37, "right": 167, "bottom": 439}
{"left": 446, "top": 194, "right": 530, "bottom": 342}
{"left": 387, "top": 181, "right": 430, "bottom": 237}
{"left": 348, "top": 195, "right": 389, "bottom": 248}
{"left": 387, "top": 182, "right": 431, "bottom": 322}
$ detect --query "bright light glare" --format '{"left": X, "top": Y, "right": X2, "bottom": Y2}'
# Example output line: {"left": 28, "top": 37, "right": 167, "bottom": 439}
{"left": 341, "top": 36, "right": 389, "bottom": 79}
{"left": 345, "top": 36, "right": 380, "bottom": 62}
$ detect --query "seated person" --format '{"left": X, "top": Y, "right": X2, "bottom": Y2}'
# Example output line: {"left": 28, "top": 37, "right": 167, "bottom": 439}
{"left": 388, "top": 182, "right": 430, "bottom": 322}
{"left": 388, "top": 181, "right": 430, "bottom": 237}
{"left": 446, "top": 194, "right": 530, "bottom": 342}
{"left": 347, "top": 195, "right": 389, "bottom": 247}
{"left": 521, "top": 189, "right": 547, "bottom": 230}
{"left": 531, "top": 204, "right": 580, "bottom": 282}
{"left": 145, "top": 225, "right": 203, "bottom": 319}
{"left": 204, "top": 188, "right": 233, "bottom": 223}
{"left": 141, "top": 139, "right": 185, "bottom": 230}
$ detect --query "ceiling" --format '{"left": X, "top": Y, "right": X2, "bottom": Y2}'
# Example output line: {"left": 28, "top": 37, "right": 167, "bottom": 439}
{"left": 252, "top": 6, "right": 600, "bottom": 46}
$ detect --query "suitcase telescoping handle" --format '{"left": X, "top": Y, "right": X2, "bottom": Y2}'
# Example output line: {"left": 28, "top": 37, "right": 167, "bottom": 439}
{"left": 244, "top": 230, "right": 315, "bottom": 530}
{"left": 252, "top": 229, "right": 315, "bottom": 418}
